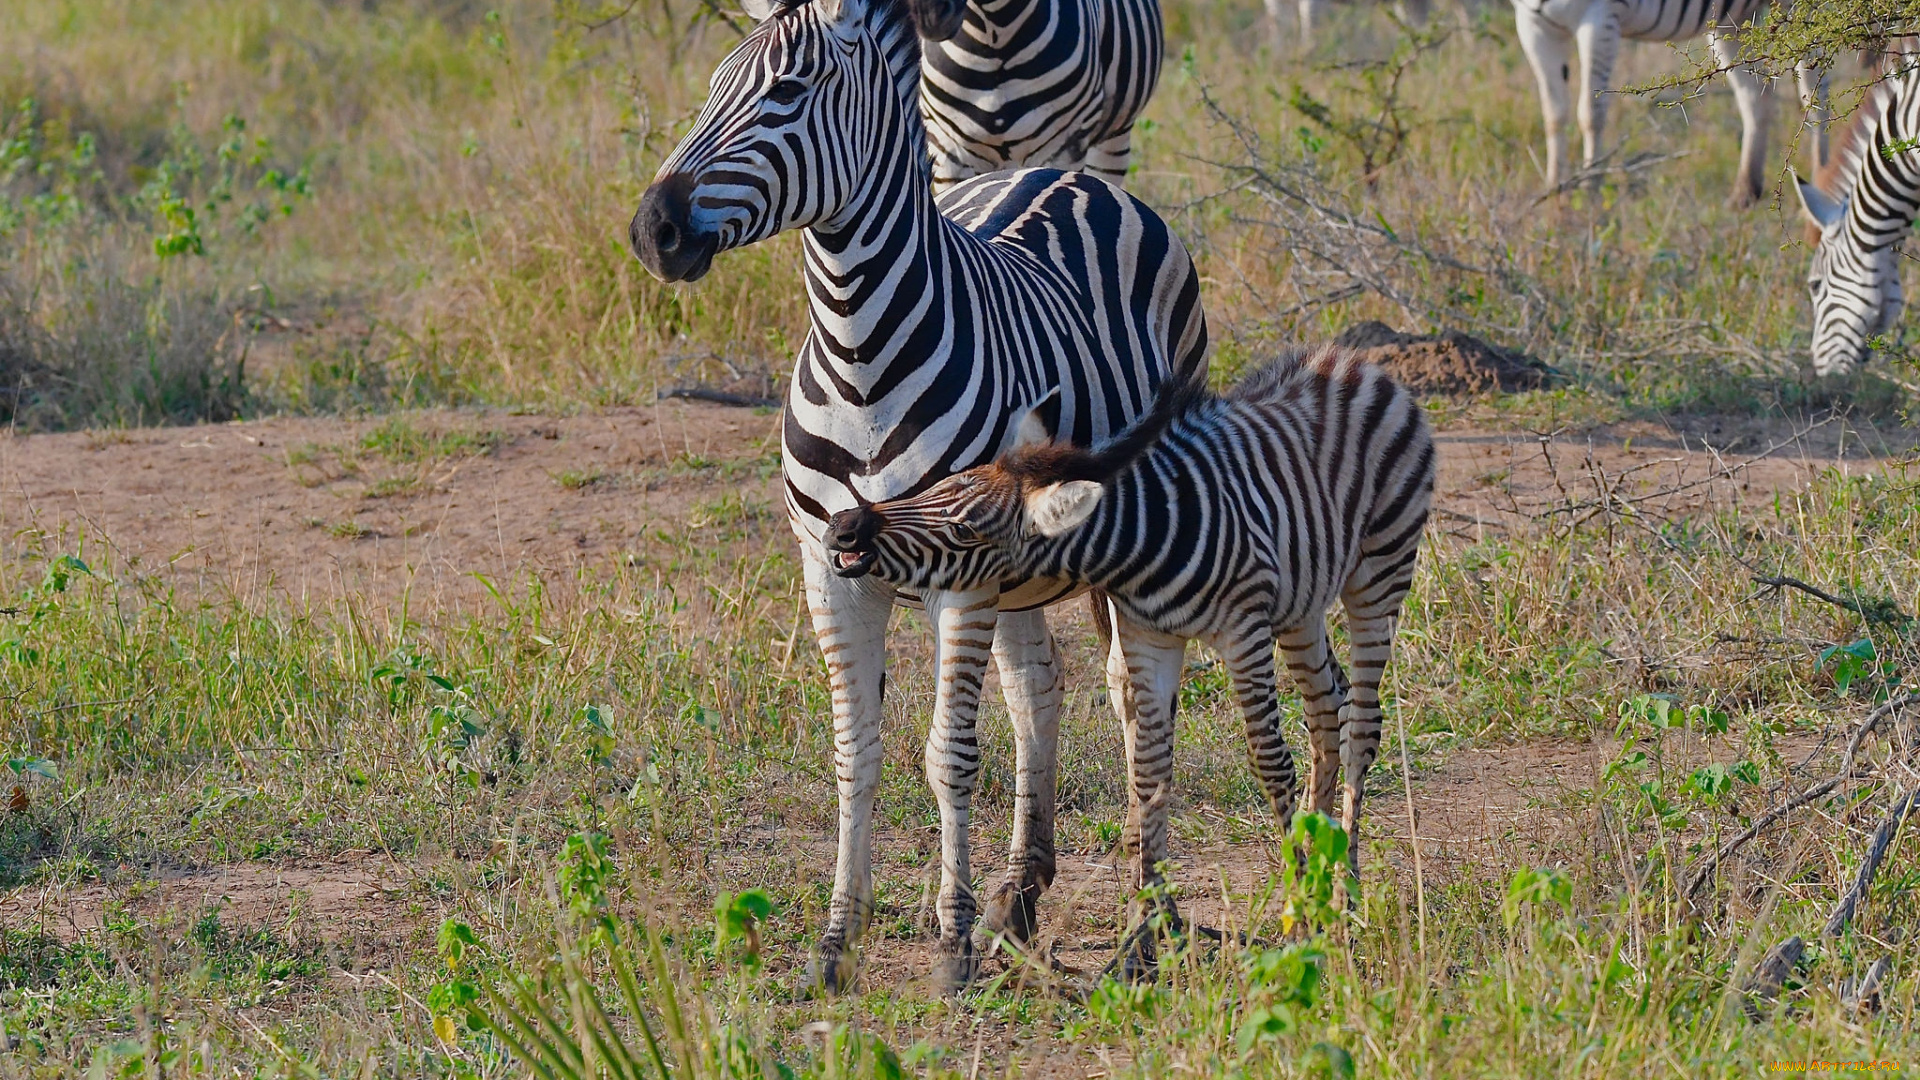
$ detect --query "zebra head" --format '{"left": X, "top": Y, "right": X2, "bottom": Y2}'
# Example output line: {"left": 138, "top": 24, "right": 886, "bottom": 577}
{"left": 629, "top": 0, "right": 964, "bottom": 282}
{"left": 1796, "top": 174, "right": 1905, "bottom": 376}
{"left": 827, "top": 376, "right": 1204, "bottom": 586}
{"left": 823, "top": 402, "right": 1105, "bottom": 588}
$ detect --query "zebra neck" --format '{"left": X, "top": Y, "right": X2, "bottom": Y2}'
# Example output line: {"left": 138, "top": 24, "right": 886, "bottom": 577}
{"left": 1024, "top": 468, "right": 1156, "bottom": 590}
{"left": 798, "top": 155, "right": 947, "bottom": 380}
{"left": 1844, "top": 71, "right": 1920, "bottom": 256}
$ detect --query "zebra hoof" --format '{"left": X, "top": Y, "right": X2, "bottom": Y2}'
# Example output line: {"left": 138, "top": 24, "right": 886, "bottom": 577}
{"left": 1107, "top": 921, "right": 1159, "bottom": 983}
{"left": 977, "top": 881, "right": 1040, "bottom": 952}
{"left": 931, "top": 938, "right": 978, "bottom": 996}
{"left": 809, "top": 944, "right": 859, "bottom": 997}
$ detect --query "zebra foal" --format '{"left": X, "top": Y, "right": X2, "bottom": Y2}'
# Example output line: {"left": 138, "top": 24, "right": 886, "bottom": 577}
{"left": 826, "top": 345, "right": 1435, "bottom": 955}
{"left": 1795, "top": 57, "right": 1920, "bottom": 375}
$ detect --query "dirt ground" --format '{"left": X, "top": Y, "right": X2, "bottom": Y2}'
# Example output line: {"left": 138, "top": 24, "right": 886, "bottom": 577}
{"left": 0, "top": 399, "right": 1905, "bottom": 1016}
{"left": 2, "top": 399, "right": 1910, "bottom": 611}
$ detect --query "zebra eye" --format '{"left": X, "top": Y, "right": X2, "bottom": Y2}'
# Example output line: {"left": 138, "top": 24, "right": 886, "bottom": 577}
{"left": 766, "top": 78, "right": 807, "bottom": 105}
{"left": 951, "top": 522, "right": 979, "bottom": 542}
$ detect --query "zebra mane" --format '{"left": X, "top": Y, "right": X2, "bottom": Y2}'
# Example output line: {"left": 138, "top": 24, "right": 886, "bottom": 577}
{"left": 1814, "top": 87, "right": 1892, "bottom": 205}
{"left": 999, "top": 373, "right": 1212, "bottom": 486}
{"left": 767, "top": 0, "right": 966, "bottom": 40}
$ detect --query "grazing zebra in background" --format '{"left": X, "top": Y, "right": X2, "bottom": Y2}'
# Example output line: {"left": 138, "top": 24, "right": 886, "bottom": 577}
{"left": 1795, "top": 57, "right": 1920, "bottom": 375}
{"left": 826, "top": 345, "right": 1435, "bottom": 965}
{"left": 628, "top": 0, "right": 1208, "bottom": 992}
{"left": 1512, "top": 0, "right": 1829, "bottom": 206}
{"left": 922, "top": 0, "right": 1164, "bottom": 190}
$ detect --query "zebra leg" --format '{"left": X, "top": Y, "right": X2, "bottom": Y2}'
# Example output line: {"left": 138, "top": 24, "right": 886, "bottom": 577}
{"left": 1572, "top": 2, "right": 1620, "bottom": 184}
{"left": 801, "top": 549, "right": 895, "bottom": 994}
{"left": 1338, "top": 552, "right": 1419, "bottom": 883}
{"left": 1212, "top": 623, "right": 1298, "bottom": 834}
{"left": 1110, "top": 613, "right": 1185, "bottom": 979}
{"left": 1512, "top": 4, "right": 1575, "bottom": 188}
{"left": 923, "top": 586, "right": 1001, "bottom": 993}
{"left": 1083, "top": 126, "right": 1135, "bottom": 188}
{"left": 1279, "top": 620, "right": 1348, "bottom": 820}
{"left": 977, "top": 607, "right": 1061, "bottom": 953}
{"left": 1713, "top": 28, "right": 1773, "bottom": 209}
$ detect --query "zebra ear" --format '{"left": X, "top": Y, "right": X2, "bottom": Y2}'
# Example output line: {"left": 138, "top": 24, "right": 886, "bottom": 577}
{"left": 910, "top": 0, "right": 967, "bottom": 39}
{"left": 1794, "top": 172, "right": 1845, "bottom": 231}
{"left": 1026, "top": 481, "right": 1103, "bottom": 538}
{"left": 739, "top": 0, "right": 782, "bottom": 20}
{"left": 1011, "top": 389, "right": 1062, "bottom": 451}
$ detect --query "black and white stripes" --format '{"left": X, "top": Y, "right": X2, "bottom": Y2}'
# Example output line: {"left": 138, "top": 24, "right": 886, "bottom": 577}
{"left": 629, "top": 0, "right": 1205, "bottom": 993}
{"left": 921, "top": 0, "right": 1164, "bottom": 189}
{"left": 1795, "top": 60, "right": 1920, "bottom": 375}
{"left": 828, "top": 345, "right": 1434, "bottom": 953}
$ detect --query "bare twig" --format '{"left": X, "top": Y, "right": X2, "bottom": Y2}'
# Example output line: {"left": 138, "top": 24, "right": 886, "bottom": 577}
{"left": 1751, "top": 575, "right": 1915, "bottom": 628}
{"left": 1840, "top": 957, "right": 1892, "bottom": 1014}
{"left": 1842, "top": 693, "right": 1920, "bottom": 777}
{"left": 1742, "top": 935, "right": 1805, "bottom": 1022}
{"left": 1683, "top": 774, "right": 1852, "bottom": 899}
{"left": 1825, "top": 786, "right": 1918, "bottom": 938}
{"left": 1531, "top": 148, "right": 1694, "bottom": 205}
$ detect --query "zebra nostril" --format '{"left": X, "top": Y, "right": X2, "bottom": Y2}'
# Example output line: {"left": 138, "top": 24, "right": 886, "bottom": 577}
{"left": 654, "top": 221, "right": 680, "bottom": 253}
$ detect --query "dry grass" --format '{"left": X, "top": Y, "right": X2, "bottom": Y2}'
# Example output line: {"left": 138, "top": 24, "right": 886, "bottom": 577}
{"left": 2, "top": 0, "right": 1919, "bottom": 1076}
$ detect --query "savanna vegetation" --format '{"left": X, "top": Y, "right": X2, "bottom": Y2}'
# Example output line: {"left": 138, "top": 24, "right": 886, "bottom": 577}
{"left": 3, "top": 0, "right": 1919, "bottom": 1076}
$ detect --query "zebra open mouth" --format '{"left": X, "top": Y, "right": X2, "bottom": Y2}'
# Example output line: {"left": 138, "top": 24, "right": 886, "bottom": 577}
{"left": 832, "top": 549, "right": 876, "bottom": 578}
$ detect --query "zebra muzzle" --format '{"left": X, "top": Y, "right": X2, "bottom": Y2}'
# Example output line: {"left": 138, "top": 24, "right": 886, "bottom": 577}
{"left": 630, "top": 172, "right": 718, "bottom": 283}
{"left": 825, "top": 507, "right": 882, "bottom": 578}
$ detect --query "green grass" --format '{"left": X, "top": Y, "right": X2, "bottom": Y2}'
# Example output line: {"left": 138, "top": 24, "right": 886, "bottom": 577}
{"left": 4, "top": 0, "right": 1920, "bottom": 1074}
{"left": 5, "top": 451, "right": 1920, "bottom": 1072}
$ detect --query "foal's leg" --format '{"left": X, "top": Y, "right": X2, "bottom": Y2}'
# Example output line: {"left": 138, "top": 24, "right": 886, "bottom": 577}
{"left": 1109, "top": 614, "right": 1186, "bottom": 977}
{"left": 1338, "top": 544, "right": 1421, "bottom": 880}
{"left": 1211, "top": 622, "right": 1299, "bottom": 833}
{"left": 1278, "top": 620, "right": 1349, "bottom": 819}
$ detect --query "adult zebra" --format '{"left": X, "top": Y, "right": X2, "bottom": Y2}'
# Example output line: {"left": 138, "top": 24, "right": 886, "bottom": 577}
{"left": 1795, "top": 57, "right": 1920, "bottom": 375}
{"left": 922, "top": 0, "right": 1164, "bottom": 190}
{"left": 1512, "top": 0, "right": 1829, "bottom": 206}
{"left": 629, "top": 0, "right": 1208, "bottom": 991}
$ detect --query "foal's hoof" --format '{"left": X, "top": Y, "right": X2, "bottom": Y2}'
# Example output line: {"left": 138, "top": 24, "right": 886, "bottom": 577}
{"left": 977, "top": 881, "right": 1040, "bottom": 955}
{"left": 809, "top": 943, "right": 858, "bottom": 997}
{"left": 931, "top": 938, "right": 978, "bottom": 996}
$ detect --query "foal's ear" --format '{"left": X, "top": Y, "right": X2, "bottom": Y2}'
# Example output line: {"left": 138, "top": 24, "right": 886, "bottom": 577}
{"left": 739, "top": 0, "right": 783, "bottom": 21}
{"left": 1794, "top": 172, "right": 1845, "bottom": 231}
{"left": 1011, "top": 388, "right": 1062, "bottom": 451}
{"left": 1026, "top": 480, "right": 1103, "bottom": 537}
{"left": 910, "top": 0, "right": 967, "bottom": 39}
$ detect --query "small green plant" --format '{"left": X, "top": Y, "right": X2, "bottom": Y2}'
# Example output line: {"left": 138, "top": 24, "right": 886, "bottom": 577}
{"left": 555, "top": 466, "right": 605, "bottom": 490}
{"left": 1819, "top": 638, "right": 1900, "bottom": 699}
{"left": 1279, "top": 812, "right": 1349, "bottom": 934}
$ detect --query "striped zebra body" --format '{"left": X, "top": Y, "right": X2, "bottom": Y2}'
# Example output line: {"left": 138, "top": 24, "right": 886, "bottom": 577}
{"left": 922, "top": 0, "right": 1163, "bottom": 190}
{"left": 1795, "top": 59, "right": 1920, "bottom": 375}
{"left": 629, "top": 0, "right": 1208, "bottom": 992}
{"left": 827, "top": 345, "right": 1434, "bottom": 962}
{"left": 1513, "top": 0, "right": 1828, "bottom": 205}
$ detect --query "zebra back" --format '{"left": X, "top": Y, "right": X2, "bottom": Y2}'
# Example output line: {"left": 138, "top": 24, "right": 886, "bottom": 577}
{"left": 921, "top": 0, "right": 1163, "bottom": 189}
